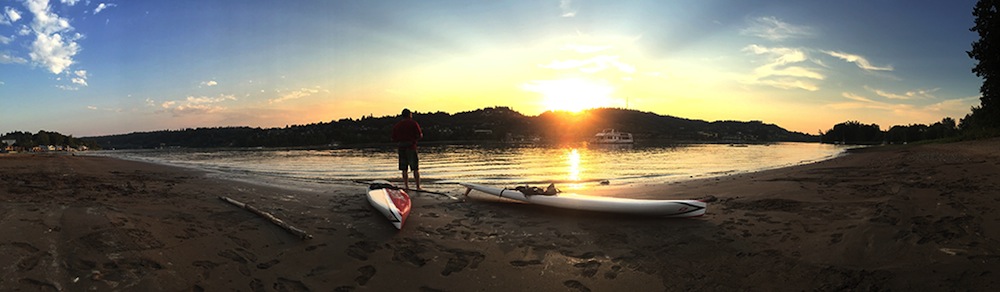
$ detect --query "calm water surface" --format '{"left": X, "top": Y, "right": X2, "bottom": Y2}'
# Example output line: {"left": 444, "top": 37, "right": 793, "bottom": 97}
{"left": 90, "top": 142, "right": 846, "bottom": 193}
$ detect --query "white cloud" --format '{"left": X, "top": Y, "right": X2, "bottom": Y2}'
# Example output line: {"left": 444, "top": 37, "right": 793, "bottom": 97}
{"left": 269, "top": 88, "right": 321, "bottom": 104}
{"left": 2, "top": 7, "right": 22, "bottom": 24}
{"left": 823, "top": 51, "right": 893, "bottom": 72}
{"left": 71, "top": 69, "right": 87, "bottom": 86}
{"left": 1, "top": 51, "right": 27, "bottom": 63}
{"left": 741, "top": 45, "right": 825, "bottom": 91}
{"left": 841, "top": 92, "right": 876, "bottom": 103}
{"left": 756, "top": 78, "right": 820, "bottom": 91}
{"left": 185, "top": 95, "right": 236, "bottom": 104}
{"left": 24, "top": 0, "right": 82, "bottom": 74}
{"left": 865, "top": 86, "right": 938, "bottom": 100}
{"left": 0, "top": 35, "right": 13, "bottom": 44}
{"left": 742, "top": 16, "right": 813, "bottom": 41}
{"left": 86, "top": 105, "right": 123, "bottom": 112}
{"left": 201, "top": 80, "right": 218, "bottom": 87}
{"left": 160, "top": 94, "right": 237, "bottom": 116}
{"left": 559, "top": 0, "right": 576, "bottom": 17}
{"left": 8, "top": 7, "right": 21, "bottom": 22}
{"left": 30, "top": 33, "right": 79, "bottom": 74}
{"left": 94, "top": 3, "right": 116, "bottom": 15}
{"left": 829, "top": 92, "right": 908, "bottom": 112}
{"left": 60, "top": 0, "right": 80, "bottom": 6}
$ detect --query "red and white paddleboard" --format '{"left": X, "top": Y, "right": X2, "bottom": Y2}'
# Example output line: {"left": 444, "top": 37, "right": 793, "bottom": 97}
{"left": 366, "top": 180, "right": 412, "bottom": 229}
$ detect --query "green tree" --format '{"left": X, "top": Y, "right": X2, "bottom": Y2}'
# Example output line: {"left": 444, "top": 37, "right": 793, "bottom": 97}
{"left": 967, "top": 0, "right": 1000, "bottom": 129}
{"left": 821, "top": 121, "right": 883, "bottom": 144}
{"left": 36, "top": 131, "right": 51, "bottom": 146}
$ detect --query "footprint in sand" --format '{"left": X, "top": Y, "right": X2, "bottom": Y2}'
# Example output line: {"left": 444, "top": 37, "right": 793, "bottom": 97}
{"left": 563, "top": 280, "right": 592, "bottom": 292}
{"left": 346, "top": 241, "right": 378, "bottom": 261}
{"left": 355, "top": 265, "right": 376, "bottom": 286}
{"left": 274, "top": 277, "right": 309, "bottom": 291}
{"left": 19, "top": 278, "right": 59, "bottom": 291}
{"left": 603, "top": 265, "right": 622, "bottom": 279}
{"left": 218, "top": 249, "right": 256, "bottom": 276}
{"left": 249, "top": 278, "right": 265, "bottom": 292}
{"left": 257, "top": 259, "right": 280, "bottom": 269}
{"left": 306, "top": 265, "right": 332, "bottom": 277}
{"left": 573, "top": 260, "right": 601, "bottom": 277}
{"left": 563, "top": 251, "right": 600, "bottom": 260}
{"left": 5, "top": 242, "right": 43, "bottom": 271}
{"left": 440, "top": 249, "right": 485, "bottom": 276}
{"left": 393, "top": 248, "right": 428, "bottom": 267}
{"left": 227, "top": 235, "right": 252, "bottom": 248}
{"left": 829, "top": 233, "right": 844, "bottom": 244}
{"left": 305, "top": 243, "right": 327, "bottom": 251}
{"left": 509, "top": 259, "right": 542, "bottom": 267}
{"left": 192, "top": 260, "right": 219, "bottom": 278}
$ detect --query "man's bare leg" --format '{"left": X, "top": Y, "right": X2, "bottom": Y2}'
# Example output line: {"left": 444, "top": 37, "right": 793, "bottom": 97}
{"left": 414, "top": 170, "right": 421, "bottom": 190}
{"left": 402, "top": 170, "right": 410, "bottom": 189}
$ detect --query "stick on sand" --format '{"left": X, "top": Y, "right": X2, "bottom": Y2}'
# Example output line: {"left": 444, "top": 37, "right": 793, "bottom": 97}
{"left": 219, "top": 196, "right": 313, "bottom": 240}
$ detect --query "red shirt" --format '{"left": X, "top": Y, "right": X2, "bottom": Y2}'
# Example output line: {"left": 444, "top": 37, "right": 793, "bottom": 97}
{"left": 392, "top": 118, "right": 422, "bottom": 149}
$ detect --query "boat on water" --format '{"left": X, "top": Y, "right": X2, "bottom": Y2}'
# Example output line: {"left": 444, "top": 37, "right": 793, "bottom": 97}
{"left": 459, "top": 182, "right": 707, "bottom": 217}
{"left": 591, "top": 129, "right": 634, "bottom": 144}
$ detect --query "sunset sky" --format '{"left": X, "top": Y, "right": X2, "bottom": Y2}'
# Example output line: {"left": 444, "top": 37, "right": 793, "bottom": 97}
{"left": 0, "top": 0, "right": 983, "bottom": 137}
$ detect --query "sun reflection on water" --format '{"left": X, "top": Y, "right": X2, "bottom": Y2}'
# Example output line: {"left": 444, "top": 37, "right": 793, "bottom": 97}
{"left": 565, "top": 148, "right": 584, "bottom": 189}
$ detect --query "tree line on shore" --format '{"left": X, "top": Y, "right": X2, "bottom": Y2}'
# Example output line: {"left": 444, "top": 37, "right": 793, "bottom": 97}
{"left": 819, "top": 118, "right": 960, "bottom": 145}
{"left": 76, "top": 107, "right": 817, "bottom": 150}
{"left": 0, "top": 130, "right": 100, "bottom": 151}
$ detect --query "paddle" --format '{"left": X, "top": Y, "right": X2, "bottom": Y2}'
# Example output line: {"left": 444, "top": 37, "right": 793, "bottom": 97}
{"left": 353, "top": 180, "right": 459, "bottom": 200}
{"left": 405, "top": 188, "right": 459, "bottom": 200}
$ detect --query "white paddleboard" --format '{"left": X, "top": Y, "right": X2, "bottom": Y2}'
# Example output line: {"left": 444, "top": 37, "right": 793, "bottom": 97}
{"left": 460, "top": 182, "right": 706, "bottom": 217}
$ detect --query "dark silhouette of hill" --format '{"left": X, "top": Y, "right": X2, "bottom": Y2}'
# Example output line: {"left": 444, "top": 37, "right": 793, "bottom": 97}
{"left": 83, "top": 107, "right": 817, "bottom": 149}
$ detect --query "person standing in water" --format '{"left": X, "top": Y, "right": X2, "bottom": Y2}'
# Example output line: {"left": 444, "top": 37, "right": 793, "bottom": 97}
{"left": 392, "top": 108, "right": 423, "bottom": 190}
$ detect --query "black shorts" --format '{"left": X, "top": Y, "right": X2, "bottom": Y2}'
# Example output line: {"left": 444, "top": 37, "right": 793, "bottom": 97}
{"left": 398, "top": 148, "right": 419, "bottom": 171}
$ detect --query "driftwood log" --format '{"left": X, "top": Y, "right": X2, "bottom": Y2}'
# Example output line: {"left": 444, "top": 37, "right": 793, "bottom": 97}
{"left": 219, "top": 196, "right": 312, "bottom": 240}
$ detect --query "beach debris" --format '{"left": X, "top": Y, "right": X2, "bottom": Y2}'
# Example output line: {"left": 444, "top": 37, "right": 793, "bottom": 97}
{"left": 219, "top": 196, "right": 313, "bottom": 240}
{"left": 600, "top": 180, "right": 610, "bottom": 185}
{"left": 939, "top": 248, "right": 966, "bottom": 256}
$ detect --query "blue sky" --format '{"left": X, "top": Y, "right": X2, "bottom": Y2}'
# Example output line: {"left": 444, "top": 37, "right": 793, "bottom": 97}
{"left": 0, "top": 0, "right": 983, "bottom": 136}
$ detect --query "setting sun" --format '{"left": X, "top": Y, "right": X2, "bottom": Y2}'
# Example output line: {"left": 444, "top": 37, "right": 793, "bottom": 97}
{"left": 522, "top": 78, "right": 618, "bottom": 113}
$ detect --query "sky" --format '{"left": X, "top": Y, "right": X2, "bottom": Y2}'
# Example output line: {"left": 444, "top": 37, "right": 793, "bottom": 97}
{"left": 0, "top": 0, "right": 984, "bottom": 137}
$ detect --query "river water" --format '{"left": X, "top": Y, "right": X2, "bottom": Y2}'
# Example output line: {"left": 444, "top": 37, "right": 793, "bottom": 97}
{"left": 88, "top": 142, "right": 847, "bottom": 194}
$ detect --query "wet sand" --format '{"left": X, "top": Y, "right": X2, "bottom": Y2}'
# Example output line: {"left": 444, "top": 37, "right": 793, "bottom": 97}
{"left": 1, "top": 139, "right": 998, "bottom": 291}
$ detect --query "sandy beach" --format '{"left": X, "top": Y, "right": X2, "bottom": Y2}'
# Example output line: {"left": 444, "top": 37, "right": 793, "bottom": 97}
{"left": 1, "top": 139, "right": 999, "bottom": 291}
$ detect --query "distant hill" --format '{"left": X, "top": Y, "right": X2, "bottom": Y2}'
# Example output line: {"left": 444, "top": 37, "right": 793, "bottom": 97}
{"left": 83, "top": 107, "right": 817, "bottom": 149}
